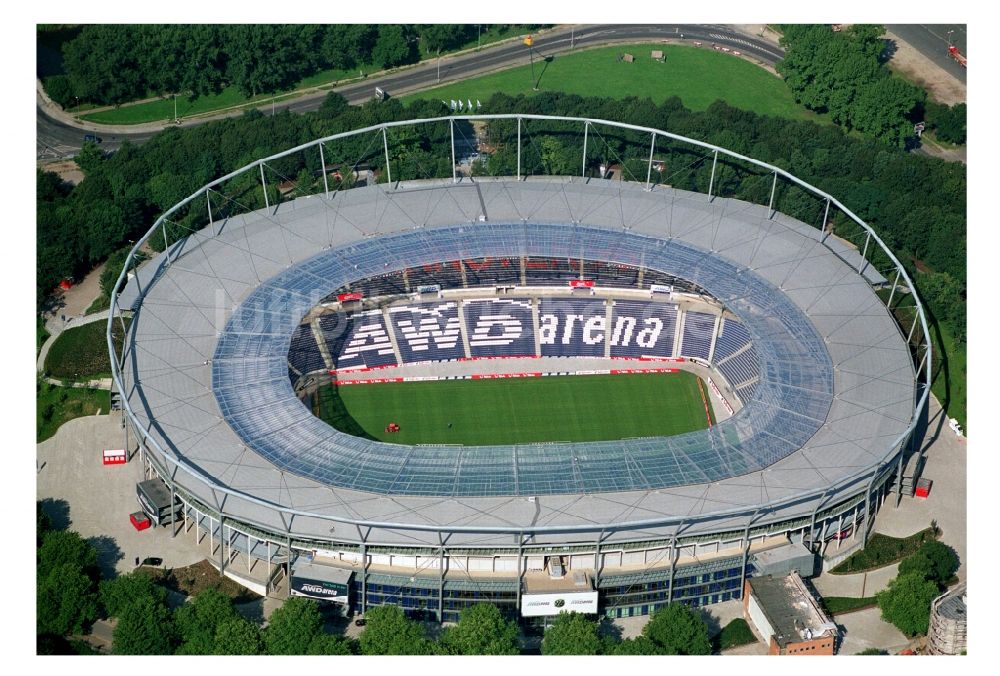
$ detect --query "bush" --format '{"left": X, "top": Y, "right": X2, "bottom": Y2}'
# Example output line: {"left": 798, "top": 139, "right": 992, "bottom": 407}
{"left": 830, "top": 528, "right": 936, "bottom": 574}
{"left": 716, "top": 618, "right": 757, "bottom": 651}
{"left": 914, "top": 539, "right": 959, "bottom": 586}
{"left": 876, "top": 573, "right": 939, "bottom": 637}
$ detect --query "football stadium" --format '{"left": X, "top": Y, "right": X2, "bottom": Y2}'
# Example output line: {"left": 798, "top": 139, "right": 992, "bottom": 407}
{"left": 109, "top": 114, "right": 930, "bottom": 623}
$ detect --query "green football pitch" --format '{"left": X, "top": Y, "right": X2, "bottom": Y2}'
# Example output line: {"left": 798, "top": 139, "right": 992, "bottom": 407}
{"left": 313, "top": 372, "right": 714, "bottom": 446}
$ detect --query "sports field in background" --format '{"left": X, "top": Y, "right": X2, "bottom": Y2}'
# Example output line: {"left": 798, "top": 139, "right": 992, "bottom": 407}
{"left": 404, "top": 43, "right": 818, "bottom": 121}
{"left": 314, "top": 372, "right": 714, "bottom": 445}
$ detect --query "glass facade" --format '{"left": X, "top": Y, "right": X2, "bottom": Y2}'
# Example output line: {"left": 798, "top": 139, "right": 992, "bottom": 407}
{"left": 349, "top": 558, "right": 750, "bottom": 622}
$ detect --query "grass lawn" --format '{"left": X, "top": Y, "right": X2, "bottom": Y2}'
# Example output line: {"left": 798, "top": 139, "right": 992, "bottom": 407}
{"left": 403, "top": 44, "right": 818, "bottom": 121}
{"left": 37, "top": 316, "right": 50, "bottom": 357}
{"left": 879, "top": 286, "right": 965, "bottom": 432}
{"left": 317, "top": 372, "right": 711, "bottom": 445}
{"left": 714, "top": 618, "right": 757, "bottom": 652}
{"left": 930, "top": 318, "right": 966, "bottom": 433}
{"left": 79, "top": 85, "right": 297, "bottom": 125}
{"left": 821, "top": 596, "right": 878, "bottom": 615}
{"left": 85, "top": 294, "right": 111, "bottom": 316}
{"left": 829, "top": 528, "right": 937, "bottom": 574}
{"left": 37, "top": 381, "right": 111, "bottom": 442}
{"left": 43, "top": 318, "right": 128, "bottom": 381}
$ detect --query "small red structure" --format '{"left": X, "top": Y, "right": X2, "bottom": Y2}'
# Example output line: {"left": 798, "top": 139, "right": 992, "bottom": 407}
{"left": 948, "top": 45, "right": 967, "bottom": 67}
{"left": 915, "top": 478, "right": 933, "bottom": 499}
{"left": 129, "top": 511, "right": 151, "bottom": 531}
{"left": 102, "top": 449, "right": 127, "bottom": 465}
{"left": 59, "top": 279, "right": 73, "bottom": 291}
{"left": 385, "top": 422, "right": 401, "bottom": 434}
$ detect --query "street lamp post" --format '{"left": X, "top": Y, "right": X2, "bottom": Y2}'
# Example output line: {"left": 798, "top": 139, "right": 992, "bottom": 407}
{"left": 524, "top": 35, "right": 537, "bottom": 91}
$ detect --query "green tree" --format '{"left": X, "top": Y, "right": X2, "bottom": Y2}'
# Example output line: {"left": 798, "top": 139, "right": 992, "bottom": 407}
{"left": 264, "top": 596, "right": 324, "bottom": 655}
{"left": 441, "top": 603, "right": 520, "bottom": 655}
{"left": 858, "top": 647, "right": 889, "bottom": 655}
{"left": 37, "top": 562, "right": 101, "bottom": 636}
{"left": 214, "top": 617, "right": 265, "bottom": 655}
{"left": 175, "top": 588, "right": 241, "bottom": 655}
{"left": 37, "top": 529, "right": 99, "bottom": 581}
{"left": 925, "top": 102, "right": 966, "bottom": 145}
{"left": 112, "top": 594, "right": 176, "bottom": 654}
{"left": 99, "top": 571, "right": 168, "bottom": 618}
{"left": 358, "top": 605, "right": 434, "bottom": 655}
{"left": 318, "top": 92, "right": 349, "bottom": 120}
{"left": 540, "top": 612, "right": 603, "bottom": 655}
{"left": 419, "top": 25, "right": 473, "bottom": 53}
{"left": 876, "top": 572, "right": 939, "bottom": 636}
{"left": 306, "top": 633, "right": 355, "bottom": 655}
{"left": 915, "top": 540, "right": 959, "bottom": 585}
{"left": 372, "top": 25, "right": 418, "bottom": 70}
{"left": 608, "top": 635, "right": 664, "bottom": 655}
{"left": 641, "top": 603, "right": 712, "bottom": 655}
{"left": 897, "top": 552, "right": 936, "bottom": 582}
{"left": 36, "top": 501, "right": 53, "bottom": 545}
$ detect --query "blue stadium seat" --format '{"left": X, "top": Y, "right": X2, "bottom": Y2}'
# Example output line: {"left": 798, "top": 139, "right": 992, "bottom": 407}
{"left": 609, "top": 301, "right": 677, "bottom": 358}
{"left": 389, "top": 302, "right": 466, "bottom": 363}
{"left": 538, "top": 298, "right": 607, "bottom": 357}
{"left": 680, "top": 311, "right": 716, "bottom": 360}
{"left": 287, "top": 322, "right": 326, "bottom": 375}
{"left": 321, "top": 310, "right": 399, "bottom": 369}
{"left": 463, "top": 257, "right": 522, "bottom": 288}
{"left": 712, "top": 317, "right": 751, "bottom": 363}
{"left": 463, "top": 298, "right": 536, "bottom": 358}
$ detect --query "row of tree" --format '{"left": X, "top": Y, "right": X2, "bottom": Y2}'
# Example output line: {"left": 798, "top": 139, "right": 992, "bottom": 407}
{"left": 38, "top": 498, "right": 713, "bottom": 655}
{"left": 875, "top": 536, "right": 960, "bottom": 637}
{"left": 777, "top": 25, "right": 966, "bottom": 149}
{"left": 38, "top": 89, "right": 965, "bottom": 358}
{"left": 44, "top": 25, "right": 543, "bottom": 107}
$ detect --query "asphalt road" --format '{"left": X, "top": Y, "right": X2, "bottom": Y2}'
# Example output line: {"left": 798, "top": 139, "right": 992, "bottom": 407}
{"left": 886, "top": 24, "right": 967, "bottom": 83}
{"left": 37, "top": 24, "right": 783, "bottom": 160}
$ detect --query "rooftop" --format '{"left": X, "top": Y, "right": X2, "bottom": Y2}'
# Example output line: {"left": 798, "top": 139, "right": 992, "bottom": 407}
{"left": 748, "top": 572, "right": 837, "bottom": 647}
{"left": 119, "top": 177, "right": 915, "bottom": 546}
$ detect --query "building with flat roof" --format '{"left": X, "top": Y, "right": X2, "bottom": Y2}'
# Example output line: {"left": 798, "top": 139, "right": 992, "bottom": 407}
{"left": 744, "top": 572, "right": 838, "bottom": 655}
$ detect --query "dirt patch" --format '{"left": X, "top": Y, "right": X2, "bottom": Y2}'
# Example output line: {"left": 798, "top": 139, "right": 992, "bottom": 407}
{"left": 39, "top": 159, "right": 85, "bottom": 186}
{"left": 139, "top": 559, "right": 259, "bottom": 603}
{"left": 48, "top": 261, "right": 105, "bottom": 321}
{"left": 885, "top": 30, "right": 966, "bottom": 105}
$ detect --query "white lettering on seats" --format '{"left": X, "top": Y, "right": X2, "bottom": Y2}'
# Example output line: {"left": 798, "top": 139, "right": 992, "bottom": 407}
{"left": 610, "top": 316, "right": 636, "bottom": 346}
{"left": 583, "top": 316, "right": 605, "bottom": 345}
{"left": 636, "top": 318, "right": 664, "bottom": 348}
{"left": 538, "top": 314, "right": 558, "bottom": 344}
{"left": 561, "top": 314, "right": 583, "bottom": 344}
{"left": 392, "top": 304, "right": 461, "bottom": 351}
{"left": 340, "top": 323, "right": 395, "bottom": 362}
{"left": 469, "top": 314, "right": 524, "bottom": 346}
